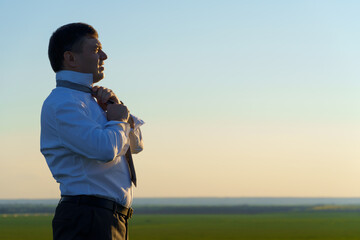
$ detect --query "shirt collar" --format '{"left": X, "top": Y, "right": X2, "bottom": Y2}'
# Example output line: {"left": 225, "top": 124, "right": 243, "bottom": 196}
{"left": 56, "top": 70, "right": 93, "bottom": 88}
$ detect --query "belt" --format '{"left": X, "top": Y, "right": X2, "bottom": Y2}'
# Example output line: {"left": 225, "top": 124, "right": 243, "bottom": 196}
{"left": 60, "top": 195, "right": 133, "bottom": 219}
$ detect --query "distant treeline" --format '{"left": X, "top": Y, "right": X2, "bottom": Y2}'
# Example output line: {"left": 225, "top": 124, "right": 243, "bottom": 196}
{"left": 0, "top": 204, "right": 56, "bottom": 214}
{"left": 1, "top": 204, "right": 360, "bottom": 215}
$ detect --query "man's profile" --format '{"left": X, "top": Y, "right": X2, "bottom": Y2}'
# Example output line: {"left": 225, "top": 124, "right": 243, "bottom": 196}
{"left": 41, "top": 22, "right": 144, "bottom": 240}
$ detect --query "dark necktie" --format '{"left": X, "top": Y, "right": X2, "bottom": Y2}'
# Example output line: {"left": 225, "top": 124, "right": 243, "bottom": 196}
{"left": 56, "top": 80, "right": 137, "bottom": 187}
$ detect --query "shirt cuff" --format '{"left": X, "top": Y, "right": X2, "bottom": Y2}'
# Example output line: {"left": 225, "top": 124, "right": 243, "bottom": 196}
{"left": 130, "top": 114, "right": 145, "bottom": 130}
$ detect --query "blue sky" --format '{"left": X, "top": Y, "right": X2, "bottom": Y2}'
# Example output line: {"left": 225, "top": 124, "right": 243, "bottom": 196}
{"left": 0, "top": 0, "right": 360, "bottom": 198}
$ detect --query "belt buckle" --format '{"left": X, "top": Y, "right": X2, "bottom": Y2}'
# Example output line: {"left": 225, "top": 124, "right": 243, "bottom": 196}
{"left": 127, "top": 208, "right": 133, "bottom": 219}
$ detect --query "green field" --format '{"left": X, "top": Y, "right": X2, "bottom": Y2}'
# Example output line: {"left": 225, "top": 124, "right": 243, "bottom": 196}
{"left": 1, "top": 212, "right": 360, "bottom": 240}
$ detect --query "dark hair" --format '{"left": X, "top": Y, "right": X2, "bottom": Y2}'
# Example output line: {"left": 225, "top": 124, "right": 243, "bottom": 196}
{"left": 48, "top": 23, "right": 98, "bottom": 72}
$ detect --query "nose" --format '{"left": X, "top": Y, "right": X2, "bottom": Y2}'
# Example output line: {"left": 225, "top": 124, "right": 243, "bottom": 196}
{"left": 100, "top": 49, "right": 108, "bottom": 61}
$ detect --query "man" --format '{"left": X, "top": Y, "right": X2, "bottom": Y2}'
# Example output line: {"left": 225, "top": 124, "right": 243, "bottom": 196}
{"left": 41, "top": 23, "right": 144, "bottom": 240}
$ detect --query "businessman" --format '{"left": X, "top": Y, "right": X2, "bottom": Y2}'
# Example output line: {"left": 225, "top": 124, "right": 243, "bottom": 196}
{"left": 41, "top": 22, "right": 144, "bottom": 240}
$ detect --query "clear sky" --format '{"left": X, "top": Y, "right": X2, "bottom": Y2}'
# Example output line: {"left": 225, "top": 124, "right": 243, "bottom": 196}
{"left": 0, "top": 0, "right": 360, "bottom": 199}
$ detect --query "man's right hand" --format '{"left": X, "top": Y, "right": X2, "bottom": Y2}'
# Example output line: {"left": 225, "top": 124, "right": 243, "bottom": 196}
{"left": 106, "top": 104, "right": 130, "bottom": 122}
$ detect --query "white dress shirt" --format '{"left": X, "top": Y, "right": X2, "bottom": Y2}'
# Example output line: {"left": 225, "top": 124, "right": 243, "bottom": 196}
{"left": 40, "top": 70, "right": 144, "bottom": 207}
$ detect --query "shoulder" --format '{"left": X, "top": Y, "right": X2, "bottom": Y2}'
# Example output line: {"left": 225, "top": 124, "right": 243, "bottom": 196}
{"left": 42, "top": 88, "right": 88, "bottom": 116}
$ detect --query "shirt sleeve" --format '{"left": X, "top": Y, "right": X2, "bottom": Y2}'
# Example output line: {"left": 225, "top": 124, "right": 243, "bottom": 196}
{"left": 129, "top": 114, "right": 145, "bottom": 154}
{"left": 55, "top": 100, "right": 130, "bottom": 162}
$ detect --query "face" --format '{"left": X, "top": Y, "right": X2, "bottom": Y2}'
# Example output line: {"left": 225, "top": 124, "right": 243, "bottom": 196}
{"left": 74, "top": 36, "right": 108, "bottom": 83}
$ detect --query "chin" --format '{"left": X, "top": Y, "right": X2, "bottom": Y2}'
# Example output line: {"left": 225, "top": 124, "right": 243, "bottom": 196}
{"left": 93, "top": 73, "right": 105, "bottom": 83}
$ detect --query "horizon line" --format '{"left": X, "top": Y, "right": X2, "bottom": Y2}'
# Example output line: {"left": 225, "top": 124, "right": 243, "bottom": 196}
{"left": 2, "top": 196, "right": 360, "bottom": 200}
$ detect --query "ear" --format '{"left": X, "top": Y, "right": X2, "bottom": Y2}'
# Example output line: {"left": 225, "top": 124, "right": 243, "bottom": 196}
{"left": 63, "top": 51, "right": 77, "bottom": 69}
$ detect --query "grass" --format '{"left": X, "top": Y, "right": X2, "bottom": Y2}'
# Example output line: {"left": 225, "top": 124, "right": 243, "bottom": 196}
{"left": 0, "top": 214, "right": 52, "bottom": 240}
{"left": 130, "top": 212, "right": 360, "bottom": 240}
{"left": 2, "top": 212, "right": 360, "bottom": 240}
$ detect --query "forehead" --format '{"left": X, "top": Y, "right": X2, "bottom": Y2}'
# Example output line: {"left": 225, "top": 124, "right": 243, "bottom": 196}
{"left": 82, "top": 37, "right": 101, "bottom": 48}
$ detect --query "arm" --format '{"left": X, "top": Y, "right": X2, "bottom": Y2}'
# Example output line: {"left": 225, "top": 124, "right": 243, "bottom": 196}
{"left": 55, "top": 100, "right": 130, "bottom": 162}
{"left": 92, "top": 86, "right": 144, "bottom": 154}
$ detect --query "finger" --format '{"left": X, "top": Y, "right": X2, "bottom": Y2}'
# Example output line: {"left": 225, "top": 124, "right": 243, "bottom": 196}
{"left": 103, "top": 91, "right": 112, "bottom": 103}
{"left": 97, "top": 87, "right": 105, "bottom": 102}
{"left": 122, "top": 105, "right": 128, "bottom": 112}
{"left": 93, "top": 86, "right": 102, "bottom": 97}
{"left": 92, "top": 85, "right": 99, "bottom": 93}
{"left": 93, "top": 86, "right": 118, "bottom": 104}
{"left": 101, "top": 88, "right": 113, "bottom": 103}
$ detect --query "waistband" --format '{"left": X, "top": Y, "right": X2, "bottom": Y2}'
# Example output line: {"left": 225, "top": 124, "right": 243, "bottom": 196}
{"left": 60, "top": 195, "right": 133, "bottom": 219}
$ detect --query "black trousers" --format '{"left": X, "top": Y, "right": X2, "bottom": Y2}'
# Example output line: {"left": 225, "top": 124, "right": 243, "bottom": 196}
{"left": 52, "top": 200, "right": 129, "bottom": 240}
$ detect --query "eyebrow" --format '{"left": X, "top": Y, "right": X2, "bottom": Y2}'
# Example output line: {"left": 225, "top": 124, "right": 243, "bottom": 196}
{"left": 91, "top": 39, "right": 102, "bottom": 49}
{"left": 94, "top": 43, "right": 102, "bottom": 49}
